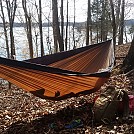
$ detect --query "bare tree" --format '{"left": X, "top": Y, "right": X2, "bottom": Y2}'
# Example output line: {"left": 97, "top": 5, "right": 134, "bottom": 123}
{"left": 122, "top": 37, "right": 134, "bottom": 73}
{"left": 60, "top": 0, "right": 64, "bottom": 50}
{"left": 0, "top": 0, "right": 10, "bottom": 58}
{"left": 118, "top": 0, "right": 125, "bottom": 45}
{"left": 46, "top": 1, "right": 52, "bottom": 54}
{"left": 86, "top": 0, "right": 92, "bottom": 45}
{"left": 73, "top": 0, "right": 76, "bottom": 48}
{"left": 52, "top": 0, "right": 63, "bottom": 52}
{"left": 101, "top": 0, "right": 109, "bottom": 41}
{"left": 109, "top": 0, "right": 117, "bottom": 47}
{"left": 65, "top": 0, "right": 69, "bottom": 50}
{"left": 5, "top": 0, "right": 17, "bottom": 59}
{"left": 39, "top": 0, "right": 44, "bottom": 56}
{"left": 22, "top": 0, "right": 33, "bottom": 59}
{"left": 109, "top": 0, "right": 126, "bottom": 46}
{"left": 91, "top": 0, "right": 112, "bottom": 43}
{"left": 116, "top": 0, "right": 121, "bottom": 27}
{"left": 1, "top": 0, "right": 17, "bottom": 89}
{"left": 96, "top": 0, "right": 99, "bottom": 43}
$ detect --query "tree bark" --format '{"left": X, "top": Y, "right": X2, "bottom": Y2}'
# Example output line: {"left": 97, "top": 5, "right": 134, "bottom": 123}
{"left": 86, "top": 0, "right": 92, "bottom": 45}
{"left": 65, "top": 0, "right": 68, "bottom": 50}
{"left": 109, "top": 0, "right": 117, "bottom": 48}
{"left": 101, "top": 0, "right": 108, "bottom": 41}
{"left": 4, "top": 0, "right": 17, "bottom": 89}
{"left": 118, "top": 0, "right": 125, "bottom": 45}
{"left": 22, "top": 0, "right": 33, "bottom": 59}
{"left": 52, "top": 0, "right": 63, "bottom": 52}
{"left": 122, "top": 38, "right": 134, "bottom": 73}
{"left": 39, "top": 0, "right": 44, "bottom": 56}
{"left": 6, "top": 0, "right": 17, "bottom": 59}
{"left": 116, "top": 0, "right": 121, "bottom": 27}
{"left": 60, "top": 0, "right": 64, "bottom": 50}
{"left": 0, "top": 0, "right": 10, "bottom": 58}
{"left": 73, "top": 0, "right": 76, "bottom": 49}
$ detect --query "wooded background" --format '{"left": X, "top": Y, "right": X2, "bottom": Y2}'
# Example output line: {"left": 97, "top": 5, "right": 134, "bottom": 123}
{"left": 0, "top": 0, "right": 134, "bottom": 60}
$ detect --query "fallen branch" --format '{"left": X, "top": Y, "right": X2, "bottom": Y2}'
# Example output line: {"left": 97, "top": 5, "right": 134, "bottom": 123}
{"left": 125, "top": 69, "right": 134, "bottom": 76}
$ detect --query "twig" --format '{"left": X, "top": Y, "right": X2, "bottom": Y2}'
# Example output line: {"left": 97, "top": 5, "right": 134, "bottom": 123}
{"left": 125, "top": 69, "right": 134, "bottom": 76}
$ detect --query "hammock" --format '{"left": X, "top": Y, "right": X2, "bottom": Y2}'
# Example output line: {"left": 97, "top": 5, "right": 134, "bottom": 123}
{"left": 0, "top": 40, "right": 114, "bottom": 100}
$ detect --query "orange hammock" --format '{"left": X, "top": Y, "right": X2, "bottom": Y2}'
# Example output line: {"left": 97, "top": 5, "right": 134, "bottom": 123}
{"left": 0, "top": 40, "right": 114, "bottom": 100}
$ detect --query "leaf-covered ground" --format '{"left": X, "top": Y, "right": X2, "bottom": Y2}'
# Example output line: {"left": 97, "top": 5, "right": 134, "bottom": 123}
{"left": 0, "top": 43, "right": 134, "bottom": 134}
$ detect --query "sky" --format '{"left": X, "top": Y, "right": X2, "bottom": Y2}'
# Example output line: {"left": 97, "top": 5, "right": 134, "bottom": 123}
{"left": 56, "top": 0, "right": 134, "bottom": 21}
{"left": 1, "top": 0, "right": 134, "bottom": 23}
{"left": 68, "top": 0, "right": 134, "bottom": 21}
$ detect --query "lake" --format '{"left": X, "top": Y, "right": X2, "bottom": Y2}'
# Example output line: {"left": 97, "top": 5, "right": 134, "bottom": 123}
{"left": 0, "top": 26, "right": 132, "bottom": 60}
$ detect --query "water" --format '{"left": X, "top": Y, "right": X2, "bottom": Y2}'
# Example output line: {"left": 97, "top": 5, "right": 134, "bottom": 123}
{"left": 0, "top": 27, "right": 54, "bottom": 60}
{"left": 0, "top": 26, "right": 132, "bottom": 61}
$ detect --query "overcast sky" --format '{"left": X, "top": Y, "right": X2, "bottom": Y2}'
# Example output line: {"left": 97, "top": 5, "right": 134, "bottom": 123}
{"left": 1, "top": 0, "right": 134, "bottom": 23}
{"left": 53, "top": 0, "right": 133, "bottom": 22}
{"left": 66, "top": 0, "right": 134, "bottom": 21}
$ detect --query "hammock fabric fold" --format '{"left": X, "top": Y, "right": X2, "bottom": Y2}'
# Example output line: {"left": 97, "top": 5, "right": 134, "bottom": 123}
{"left": 0, "top": 40, "right": 114, "bottom": 100}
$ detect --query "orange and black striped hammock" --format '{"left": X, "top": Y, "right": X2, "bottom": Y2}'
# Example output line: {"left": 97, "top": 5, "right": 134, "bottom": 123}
{"left": 0, "top": 40, "right": 114, "bottom": 100}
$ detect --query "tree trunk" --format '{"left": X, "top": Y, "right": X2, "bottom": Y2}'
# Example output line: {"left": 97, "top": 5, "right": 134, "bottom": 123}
{"left": 109, "top": 0, "right": 116, "bottom": 48}
{"left": 28, "top": 16, "right": 33, "bottom": 59}
{"left": 39, "top": 0, "right": 44, "bottom": 56}
{"left": 86, "top": 0, "right": 92, "bottom": 45}
{"left": 122, "top": 38, "right": 134, "bottom": 73}
{"left": 124, "top": 27, "right": 128, "bottom": 43}
{"left": 5, "top": 0, "right": 17, "bottom": 89}
{"left": 60, "top": 0, "right": 64, "bottom": 50}
{"left": 10, "top": 28, "right": 15, "bottom": 59}
{"left": 0, "top": 0, "right": 10, "bottom": 58}
{"left": 118, "top": 0, "right": 125, "bottom": 45}
{"left": 96, "top": 0, "right": 99, "bottom": 43}
{"left": 22, "top": 0, "right": 33, "bottom": 59}
{"left": 101, "top": 0, "right": 108, "bottom": 41}
{"left": 6, "top": 0, "right": 17, "bottom": 59}
{"left": 65, "top": 0, "right": 68, "bottom": 50}
{"left": 73, "top": 0, "right": 76, "bottom": 49}
{"left": 52, "top": 0, "right": 63, "bottom": 52}
{"left": 116, "top": 0, "right": 121, "bottom": 28}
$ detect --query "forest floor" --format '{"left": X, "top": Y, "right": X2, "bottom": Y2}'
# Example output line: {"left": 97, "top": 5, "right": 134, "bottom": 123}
{"left": 0, "top": 43, "right": 134, "bottom": 134}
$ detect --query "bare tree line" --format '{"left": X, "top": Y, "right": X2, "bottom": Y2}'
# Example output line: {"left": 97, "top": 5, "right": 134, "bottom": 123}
{"left": 0, "top": 0, "right": 133, "bottom": 60}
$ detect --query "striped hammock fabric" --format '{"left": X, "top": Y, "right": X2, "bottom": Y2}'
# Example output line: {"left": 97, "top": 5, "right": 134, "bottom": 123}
{"left": 0, "top": 40, "right": 114, "bottom": 100}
